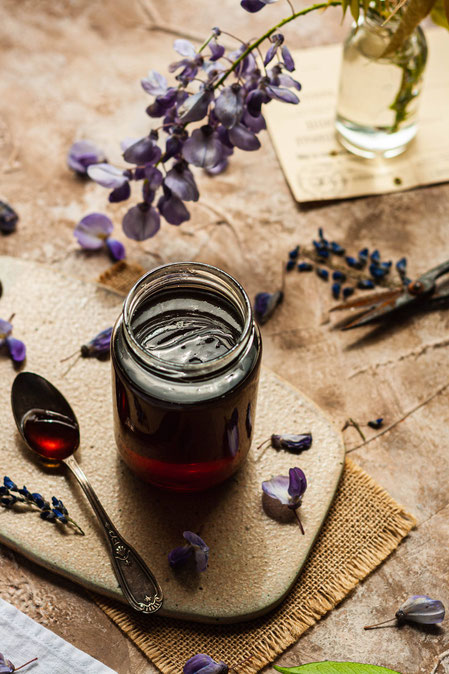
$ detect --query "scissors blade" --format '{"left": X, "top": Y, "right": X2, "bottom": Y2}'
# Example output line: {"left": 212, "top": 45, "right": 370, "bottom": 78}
{"left": 331, "top": 288, "right": 402, "bottom": 312}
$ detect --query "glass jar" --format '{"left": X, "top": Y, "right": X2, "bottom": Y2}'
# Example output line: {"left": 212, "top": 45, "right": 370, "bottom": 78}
{"left": 335, "top": 6, "right": 427, "bottom": 158}
{"left": 111, "top": 262, "right": 262, "bottom": 492}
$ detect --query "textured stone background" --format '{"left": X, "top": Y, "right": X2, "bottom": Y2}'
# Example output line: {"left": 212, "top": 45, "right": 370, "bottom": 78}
{"left": 0, "top": 0, "right": 449, "bottom": 672}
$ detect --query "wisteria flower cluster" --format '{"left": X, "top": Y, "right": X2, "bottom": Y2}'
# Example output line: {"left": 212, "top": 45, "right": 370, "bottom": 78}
{"left": 75, "top": 5, "right": 302, "bottom": 242}
{"left": 0, "top": 476, "right": 84, "bottom": 535}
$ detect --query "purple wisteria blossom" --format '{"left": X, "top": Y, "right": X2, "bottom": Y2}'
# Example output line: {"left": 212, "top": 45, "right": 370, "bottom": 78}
{"left": 77, "top": 10, "right": 301, "bottom": 242}
{"left": 0, "top": 318, "right": 26, "bottom": 363}
{"left": 183, "top": 654, "right": 228, "bottom": 674}
{"left": 168, "top": 531, "right": 209, "bottom": 572}
{"left": 67, "top": 140, "right": 107, "bottom": 175}
{"left": 365, "top": 595, "right": 445, "bottom": 630}
{"left": 74, "top": 213, "right": 125, "bottom": 261}
{"left": 262, "top": 467, "right": 307, "bottom": 534}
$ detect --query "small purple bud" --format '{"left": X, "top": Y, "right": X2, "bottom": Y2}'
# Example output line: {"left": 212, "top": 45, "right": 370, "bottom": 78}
{"left": 281, "top": 45, "right": 295, "bottom": 71}
{"left": 209, "top": 41, "right": 225, "bottom": 61}
{"left": 106, "top": 238, "right": 126, "bottom": 261}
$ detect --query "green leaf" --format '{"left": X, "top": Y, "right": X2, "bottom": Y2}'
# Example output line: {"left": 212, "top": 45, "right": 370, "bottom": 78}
{"left": 273, "top": 663, "right": 402, "bottom": 674}
{"left": 382, "top": 0, "right": 437, "bottom": 55}
{"left": 430, "top": 0, "right": 449, "bottom": 29}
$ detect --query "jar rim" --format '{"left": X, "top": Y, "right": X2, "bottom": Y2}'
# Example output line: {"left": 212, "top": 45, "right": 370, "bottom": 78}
{"left": 122, "top": 262, "right": 254, "bottom": 378}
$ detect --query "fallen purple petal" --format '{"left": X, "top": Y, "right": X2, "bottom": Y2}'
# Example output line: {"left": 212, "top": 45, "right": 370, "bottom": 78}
{"left": 262, "top": 475, "right": 290, "bottom": 505}
{"left": 168, "top": 544, "right": 193, "bottom": 569}
{"left": 74, "top": 213, "right": 113, "bottom": 249}
{"left": 6, "top": 336, "right": 26, "bottom": 363}
{"left": 183, "top": 654, "right": 228, "bottom": 674}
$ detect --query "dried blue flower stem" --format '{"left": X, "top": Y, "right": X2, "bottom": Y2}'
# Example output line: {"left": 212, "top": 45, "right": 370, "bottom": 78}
{"left": 0, "top": 477, "right": 84, "bottom": 535}
{"left": 342, "top": 418, "right": 366, "bottom": 442}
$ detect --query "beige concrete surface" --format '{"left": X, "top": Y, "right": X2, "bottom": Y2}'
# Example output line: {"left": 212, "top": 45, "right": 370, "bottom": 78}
{"left": 0, "top": 0, "right": 448, "bottom": 672}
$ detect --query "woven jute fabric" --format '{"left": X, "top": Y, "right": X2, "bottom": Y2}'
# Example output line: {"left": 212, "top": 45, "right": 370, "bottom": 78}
{"left": 97, "top": 260, "right": 146, "bottom": 296}
{"left": 95, "top": 458, "right": 415, "bottom": 674}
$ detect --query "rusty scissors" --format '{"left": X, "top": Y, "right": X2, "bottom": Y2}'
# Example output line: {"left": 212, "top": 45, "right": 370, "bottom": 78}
{"left": 331, "top": 258, "right": 449, "bottom": 330}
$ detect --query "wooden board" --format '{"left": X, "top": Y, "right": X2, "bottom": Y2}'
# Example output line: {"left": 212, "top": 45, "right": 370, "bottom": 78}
{"left": 0, "top": 256, "right": 345, "bottom": 623}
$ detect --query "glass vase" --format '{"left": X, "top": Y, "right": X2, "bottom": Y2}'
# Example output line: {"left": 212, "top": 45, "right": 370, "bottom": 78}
{"left": 335, "top": 7, "right": 428, "bottom": 158}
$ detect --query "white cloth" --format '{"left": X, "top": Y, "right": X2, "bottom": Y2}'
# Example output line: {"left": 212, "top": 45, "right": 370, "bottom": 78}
{"left": 0, "top": 597, "right": 117, "bottom": 673}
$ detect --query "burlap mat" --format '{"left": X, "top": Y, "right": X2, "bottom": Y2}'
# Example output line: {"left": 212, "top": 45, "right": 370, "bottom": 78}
{"left": 94, "top": 458, "right": 415, "bottom": 673}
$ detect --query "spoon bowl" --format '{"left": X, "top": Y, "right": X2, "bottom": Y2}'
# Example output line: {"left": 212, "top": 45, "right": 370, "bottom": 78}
{"left": 11, "top": 371, "right": 163, "bottom": 614}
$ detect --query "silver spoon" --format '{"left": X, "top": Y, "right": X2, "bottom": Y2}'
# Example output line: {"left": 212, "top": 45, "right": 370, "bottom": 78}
{"left": 11, "top": 371, "right": 163, "bottom": 615}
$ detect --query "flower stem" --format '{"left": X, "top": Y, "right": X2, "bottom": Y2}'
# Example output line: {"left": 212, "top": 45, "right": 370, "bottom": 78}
{"left": 15, "top": 658, "right": 39, "bottom": 671}
{"left": 216, "top": 1, "right": 342, "bottom": 88}
{"left": 294, "top": 508, "right": 305, "bottom": 535}
{"left": 364, "top": 617, "right": 396, "bottom": 630}
{"left": 198, "top": 32, "right": 215, "bottom": 54}
{"left": 68, "top": 517, "right": 85, "bottom": 536}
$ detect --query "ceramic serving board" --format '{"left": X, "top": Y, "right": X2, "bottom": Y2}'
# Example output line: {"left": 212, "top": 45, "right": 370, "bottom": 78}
{"left": 0, "top": 256, "right": 345, "bottom": 623}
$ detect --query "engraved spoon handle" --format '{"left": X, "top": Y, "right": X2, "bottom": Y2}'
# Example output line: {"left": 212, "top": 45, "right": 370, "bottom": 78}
{"left": 64, "top": 454, "right": 163, "bottom": 614}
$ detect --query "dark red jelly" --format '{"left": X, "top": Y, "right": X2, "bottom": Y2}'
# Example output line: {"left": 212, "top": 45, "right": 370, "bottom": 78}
{"left": 22, "top": 409, "right": 79, "bottom": 461}
{"left": 111, "top": 263, "right": 261, "bottom": 491}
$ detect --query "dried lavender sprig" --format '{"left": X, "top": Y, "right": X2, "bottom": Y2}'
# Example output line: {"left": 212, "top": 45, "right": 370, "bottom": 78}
{"left": 1, "top": 477, "right": 84, "bottom": 535}
{"left": 298, "top": 248, "right": 398, "bottom": 290}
